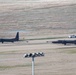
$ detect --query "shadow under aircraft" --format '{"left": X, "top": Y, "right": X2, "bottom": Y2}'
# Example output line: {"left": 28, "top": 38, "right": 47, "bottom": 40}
{"left": 52, "top": 40, "right": 76, "bottom": 45}
{"left": 0, "top": 32, "right": 19, "bottom": 43}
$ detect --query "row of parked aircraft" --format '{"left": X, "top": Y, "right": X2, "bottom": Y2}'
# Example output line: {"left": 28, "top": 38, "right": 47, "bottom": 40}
{"left": 0, "top": 32, "right": 76, "bottom": 45}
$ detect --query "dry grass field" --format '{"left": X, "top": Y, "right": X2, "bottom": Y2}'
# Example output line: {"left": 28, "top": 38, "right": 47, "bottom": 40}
{"left": 0, "top": 2, "right": 76, "bottom": 75}
{"left": 0, "top": 40, "right": 76, "bottom": 75}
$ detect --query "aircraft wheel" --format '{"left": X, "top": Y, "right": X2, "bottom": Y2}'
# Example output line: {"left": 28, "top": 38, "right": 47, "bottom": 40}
{"left": 62, "top": 42, "right": 66, "bottom": 45}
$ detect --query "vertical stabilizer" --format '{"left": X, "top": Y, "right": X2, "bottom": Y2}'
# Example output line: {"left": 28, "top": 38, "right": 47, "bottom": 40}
{"left": 15, "top": 32, "right": 19, "bottom": 41}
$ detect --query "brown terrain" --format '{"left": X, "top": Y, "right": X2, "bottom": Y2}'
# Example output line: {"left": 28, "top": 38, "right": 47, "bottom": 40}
{"left": 0, "top": 2, "right": 76, "bottom": 75}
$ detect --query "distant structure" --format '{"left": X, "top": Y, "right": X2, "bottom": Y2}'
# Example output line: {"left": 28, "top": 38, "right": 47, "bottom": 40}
{"left": 68, "top": 35, "right": 76, "bottom": 38}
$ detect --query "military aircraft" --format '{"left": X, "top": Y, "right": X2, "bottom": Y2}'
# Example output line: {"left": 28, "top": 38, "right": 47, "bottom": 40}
{"left": 0, "top": 32, "right": 19, "bottom": 43}
{"left": 52, "top": 40, "right": 76, "bottom": 45}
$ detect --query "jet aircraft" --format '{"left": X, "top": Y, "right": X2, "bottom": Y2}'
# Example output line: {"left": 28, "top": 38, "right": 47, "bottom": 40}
{"left": 0, "top": 32, "right": 19, "bottom": 43}
{"left": 52, "top": 40, "right": 76, "bottom": 45}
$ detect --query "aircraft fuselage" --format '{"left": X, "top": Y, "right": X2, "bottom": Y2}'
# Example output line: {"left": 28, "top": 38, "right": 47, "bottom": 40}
{"left": 52, "top": 40, "right": 76, "bottom": 45}
{"left": 0, "top": 32, "right": 19, "bottom": 43}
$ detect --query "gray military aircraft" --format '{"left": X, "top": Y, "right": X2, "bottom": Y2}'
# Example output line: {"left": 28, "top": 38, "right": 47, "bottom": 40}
{"left": 0, "top": 32, "right": 19, "bottom": 43}
{"left": 52, "top": 40, "right": 76, "bottom": 45}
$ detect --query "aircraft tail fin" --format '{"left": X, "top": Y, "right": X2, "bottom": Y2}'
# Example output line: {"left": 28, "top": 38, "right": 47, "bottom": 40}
{"left": 15, "top": 32, "right": 19, "bottom": 41}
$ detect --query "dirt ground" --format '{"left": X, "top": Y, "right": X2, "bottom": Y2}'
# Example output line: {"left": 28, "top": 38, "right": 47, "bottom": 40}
{"left": 0, "top": 2, "right": 76, "bottom": 75}
{"left": 0, "top": 39, "right": 76, "bottom": 75}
